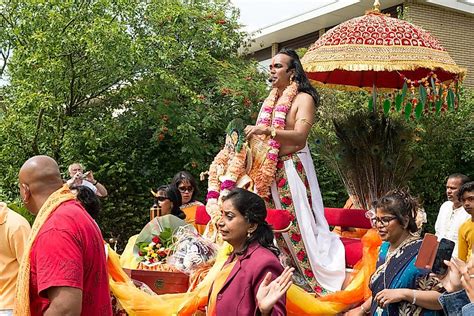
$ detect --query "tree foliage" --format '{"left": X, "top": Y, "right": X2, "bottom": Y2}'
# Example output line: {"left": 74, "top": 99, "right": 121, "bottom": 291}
{"left": 0, "top": 0, "right": 266, "bottom": 246}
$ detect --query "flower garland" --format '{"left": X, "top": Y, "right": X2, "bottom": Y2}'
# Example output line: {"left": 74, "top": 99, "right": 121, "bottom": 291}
{"left": 204, "top": 130, "right": 248, "bottom": 241}
{"left": 250, "top": 82, "right": 299, "bottom": 198}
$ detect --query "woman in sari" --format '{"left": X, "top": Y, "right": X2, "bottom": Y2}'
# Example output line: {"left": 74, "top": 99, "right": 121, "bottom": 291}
{"left": 350, "top": 189, "right": 443, "bottom": 316}
{"left": 207, "top": 188, "right": 292, "bottom": 315}
{"left": 172, "top": 171, "right": 206, "bottom": 234}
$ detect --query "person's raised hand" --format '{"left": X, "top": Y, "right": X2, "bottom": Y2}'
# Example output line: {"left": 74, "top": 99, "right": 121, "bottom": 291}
{"left": 85, "top": 170, "right": 94, "bottom": 183}
{"left": 244, "top": 125, "right": 269, "bottom": 139}
{"left": 434, "top": 258, "right": 464, "bottom": 293}
{"left": 460, "top": 256, "right": 474, "bottom": 302}
{"left": 257, "top": 267, "right": 294, "bottom": 315}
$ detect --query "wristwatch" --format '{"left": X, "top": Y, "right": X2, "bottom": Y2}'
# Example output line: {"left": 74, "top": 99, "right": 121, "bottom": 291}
{"left": 270, "top": 127, "right": 277, "bottom": 138}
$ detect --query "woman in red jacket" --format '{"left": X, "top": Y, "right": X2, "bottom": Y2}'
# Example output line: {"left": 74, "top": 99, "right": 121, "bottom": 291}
{"left": 207, "top": 188, "right": 291, "bottom": 316}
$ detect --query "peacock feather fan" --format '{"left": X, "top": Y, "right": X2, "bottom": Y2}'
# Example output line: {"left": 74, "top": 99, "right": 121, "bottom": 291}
{"left": 326, "top": 111, "right": 420, "bottom": 210}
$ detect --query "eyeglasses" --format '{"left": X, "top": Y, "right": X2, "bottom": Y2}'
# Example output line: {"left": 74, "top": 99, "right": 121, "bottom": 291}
{"left": 371, "top": 216, "right": 398, "bottom": 227}
{"left": 156, "top": 196, "right": 169, "bottom": 202}
{"left": 178, "top": 186, "right": 194, "bottom": 193}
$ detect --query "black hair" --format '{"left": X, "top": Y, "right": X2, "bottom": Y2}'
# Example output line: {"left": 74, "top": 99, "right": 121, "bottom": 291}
{"left": 448, "top": 173, "right": 471, "bottom": 186}
{"left": 222, "top": 188, "right": 279, "bottom": 257}
{"left": 155, "top": 184, "right": 185, "bottom": 219}
{"left": 171, "top": 171, "right": 199, "bottom": 203}
{"left": 458, "top": 181, "right": 474, "bottom": 202}
{"left": 277, "top": 47, "right": 320, "bottom": 106}
{"left": 70, "top": 185, "right": 101, "bottom": 219}
{"left": 372, "top": 189, "right": 419, "bottom": 233}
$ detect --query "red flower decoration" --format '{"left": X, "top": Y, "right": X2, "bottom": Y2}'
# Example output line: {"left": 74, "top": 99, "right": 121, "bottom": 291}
{"left": 297, "top": 250, "right": 306, "bottom": 261}
{"left": 296, "top": 161, "right": 304, "bottom": 173}
{"left": 291, "top": 233, "right": 302, "bottom": 242}
{"left": 243, "top": 98, "right": 252, "bottom": 107}
{"left": 277, "top": 178, "right": 287, "bottom": 188}
{"left": 152, "top": 236, "right": 160, "bottom": 244}
{"left": 276, "top": 161, "right": 284, "bottom": 169}
{"left": 216, "top": 19, "right": 226, "bottom": 25}
{"left": 304, "top": 269, "right": 314, "bottom": 278}
{"left": 315, "top": 286, "right": 323, "bottom": 294}
{"left": 281, "top": 196, "right": 292, "bottom": 206}
{"left": 221, "top": 87, "right": 231, "bottom": 95}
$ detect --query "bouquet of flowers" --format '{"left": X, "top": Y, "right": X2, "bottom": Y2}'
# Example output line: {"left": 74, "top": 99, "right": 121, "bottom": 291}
{"left": 137, "top": 227, "right": 173, "bottom": 266}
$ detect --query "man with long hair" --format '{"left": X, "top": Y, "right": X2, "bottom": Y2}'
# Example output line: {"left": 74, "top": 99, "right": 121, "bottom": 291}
{"left": 245, "top": 48, "right": 345, "bottom": 294}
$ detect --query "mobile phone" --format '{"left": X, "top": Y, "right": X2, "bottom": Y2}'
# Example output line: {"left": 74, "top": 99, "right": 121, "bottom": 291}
{"left": 431, "top": 238, "right": 455, "bottom": 275}
{"left": 81, "top": 171, "right": 91, "bottom": 179}
{"left": 415, "top": 233, "right": 438, "bottom": 270}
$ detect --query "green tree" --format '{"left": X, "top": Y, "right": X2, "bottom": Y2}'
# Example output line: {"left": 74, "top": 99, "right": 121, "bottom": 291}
{"left": 0, "top": 0, "right": 267, "bottom": 247}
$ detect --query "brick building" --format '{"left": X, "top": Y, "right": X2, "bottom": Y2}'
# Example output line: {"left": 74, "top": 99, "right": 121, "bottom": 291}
{"left": 246, "top": 0, "right": 474, "bottom": 88}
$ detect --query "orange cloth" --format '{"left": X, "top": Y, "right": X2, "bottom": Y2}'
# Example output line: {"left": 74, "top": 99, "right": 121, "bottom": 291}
{"left": 182, "top": 202, "right": 206, "bottom": 234}
{"left": 207, "top": 260, "right": 237, "bottom": 316}
{"left": 108, "top": 231, "right": 381, "bottom": 315}
{"left": 286, "top": 229, "right": 381, "bottom": 315}
{"left": 0, "top": 203, "right": 31, "bottom": 309}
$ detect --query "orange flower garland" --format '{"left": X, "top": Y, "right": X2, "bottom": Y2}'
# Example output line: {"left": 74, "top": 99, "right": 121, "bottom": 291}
{"left": 251, "top": 82, "right": 299, "bottom": 198}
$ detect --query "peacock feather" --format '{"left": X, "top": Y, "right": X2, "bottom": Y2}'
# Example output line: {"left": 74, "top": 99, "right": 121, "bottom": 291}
{"left": 319, "top": 111, "right": 420, "bottom": 210}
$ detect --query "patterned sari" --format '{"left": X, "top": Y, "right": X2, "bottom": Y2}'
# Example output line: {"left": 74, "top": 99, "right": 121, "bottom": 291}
{"left": 271, "top": 147, "right": 345, "bottom": 294}
{"left": 369, "top": 238, "right": 443, "bottom": 316}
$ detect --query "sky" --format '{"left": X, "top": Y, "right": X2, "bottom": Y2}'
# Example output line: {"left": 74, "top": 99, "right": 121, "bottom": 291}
{"left": 231, "top": 0, "right": 334, "bottom": 32}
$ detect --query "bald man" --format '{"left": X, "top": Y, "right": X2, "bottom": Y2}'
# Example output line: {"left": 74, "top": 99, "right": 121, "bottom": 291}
{"left": 17, "top": 156, "right": 112, "bottom": 316}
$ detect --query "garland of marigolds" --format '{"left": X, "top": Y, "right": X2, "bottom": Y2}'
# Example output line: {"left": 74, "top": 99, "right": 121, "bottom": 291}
{"left": 206, "top": 82, "right": 299, "bottom": 208}
{"left": 250, "top": 82, "right": 298, "bottom": 198}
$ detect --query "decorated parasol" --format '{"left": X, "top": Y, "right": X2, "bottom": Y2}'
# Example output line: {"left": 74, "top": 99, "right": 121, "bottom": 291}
{"left": 301, "top": 0, "right": 466, "bottom": 117}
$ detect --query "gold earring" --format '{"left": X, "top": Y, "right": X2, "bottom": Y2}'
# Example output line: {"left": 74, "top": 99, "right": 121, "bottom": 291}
{"left": 290, "top": 76, "right": 295, "bottom": 84}
{"left": 247, "top": 232, "right": 251, "bottom": 238}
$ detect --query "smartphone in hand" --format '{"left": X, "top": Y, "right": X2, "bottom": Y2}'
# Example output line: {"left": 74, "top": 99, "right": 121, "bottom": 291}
{"left": 414, "top": 233, "right": 455, "bottom": 275}
{"left": 432, "top": 238, "right": 455, "bottom": 275}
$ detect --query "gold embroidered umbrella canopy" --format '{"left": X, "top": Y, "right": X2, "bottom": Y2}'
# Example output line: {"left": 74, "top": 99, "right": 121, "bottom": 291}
{"left": 301, "top": 1, "right": 466, "bottom": 115}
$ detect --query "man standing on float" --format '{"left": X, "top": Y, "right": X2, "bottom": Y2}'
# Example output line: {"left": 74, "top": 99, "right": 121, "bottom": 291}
{"left": 245, "top": 48, "right": 345, "bottom": 294}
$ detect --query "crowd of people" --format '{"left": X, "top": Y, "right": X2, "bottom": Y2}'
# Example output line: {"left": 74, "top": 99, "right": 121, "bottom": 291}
{"left": 0, "top": 47, "right": 472, "bottom": 316}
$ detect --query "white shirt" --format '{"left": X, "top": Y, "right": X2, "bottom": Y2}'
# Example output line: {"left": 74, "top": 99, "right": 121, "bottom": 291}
{"left": 435, "top": 201, "right": 470, "bottom": 257}
{"left": 80, "top": 179, "right": 98, "bottom": 194}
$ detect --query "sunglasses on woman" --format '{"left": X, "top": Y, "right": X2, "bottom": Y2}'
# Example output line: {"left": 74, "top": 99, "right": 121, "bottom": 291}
{"left": 371, "top": 215, "right": 397, "bottom": 227}
{"left": 178, "top": 186, "right": 194, "bottom": 193}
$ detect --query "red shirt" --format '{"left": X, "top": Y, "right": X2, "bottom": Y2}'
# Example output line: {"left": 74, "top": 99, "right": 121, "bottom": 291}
{"left": 29, "top": 200, "right": 112, "bottom": 316}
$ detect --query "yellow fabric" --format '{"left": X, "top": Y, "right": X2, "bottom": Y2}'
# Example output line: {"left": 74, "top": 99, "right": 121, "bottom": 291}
{"left": 181, "top": 203, "right": 206, "bottom": 235}
{"left": 109, "top": 230, "right": 381, "bottom": 315}
{"left": 14, "top": 185, "right": 75, "bottom": 316}
{"left": 111, "top": 243, "right": 232, "bottom": 315}
{"left": 286, "top": 229, "right": 381, "bottom": 315}
{"left": 458, "top": 219, "right": 474, "bottom": 262}
{"left": 0, "top": 203, "right": 31, "bottom": 309}
{"left": 207, "top": 260, "right": 237, "bottom": 316}
{"left": 120, "top": 234, "right": 140, "bottom": 269}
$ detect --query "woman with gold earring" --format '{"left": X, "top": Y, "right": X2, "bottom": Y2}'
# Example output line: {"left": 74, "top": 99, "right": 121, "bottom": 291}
{"left": 207, "top": 188, "right": 292, "bottom": 315}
